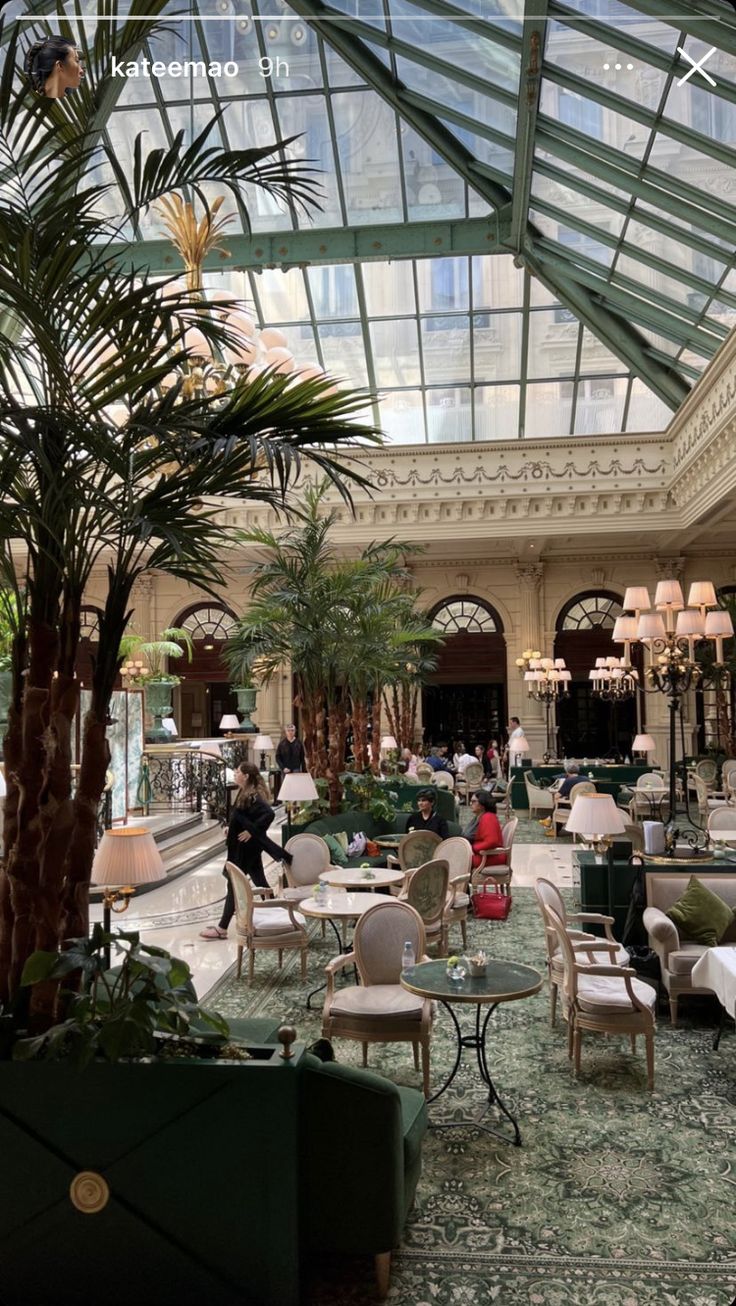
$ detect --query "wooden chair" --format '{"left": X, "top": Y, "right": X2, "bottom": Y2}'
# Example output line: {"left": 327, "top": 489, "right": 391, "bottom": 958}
{"left": 322, "top": 898, "right": 433, "bottom": 1096}
{"left": 552, "top": 781, "right": 596, "bottom": 837}
{"left": 402, "top": 859, "right": 450, "bottom": 955}
{"left": 432, "top": 771, "right": 455, "bottom": 790}
{"left": 455, "top": 761, "right": 484, "bottom": 805}
{"left": 436, "top": 836, "right": 473, "bottom": 947}
{"left": 628, "top": 772, "right": 669, "bottom": 823}
{"left": 708, "top": 806, "right": 736, "bottom": 835}
{"left": 542, "top": 899, "right": 656, "bottom": 1090}
{"left": 470, "top": 817, "right": 518, "bottom": 896}
{"left": 415, "top": 762, "right": 434, "bottom": 784}
{"left": 225, "top": 861, "right": 309, "bottom": 983}
{"left": 533, "top": 868, "right": 628, "bottom": 1026}
{"left": 282, "top": 832, "right": 330, "bottom": 901}
{"left": 525, "top": 770, "right": 555, "bottom": 819}
{"left": 390, "top": 828, "right": 442, "bottom": 874}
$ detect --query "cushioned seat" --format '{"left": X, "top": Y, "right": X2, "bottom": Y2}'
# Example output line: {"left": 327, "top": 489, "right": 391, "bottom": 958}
{"left": 252, "top": 906, "right": 306, "bottom": 934}
{"left": 551, "top": 942, "right": 629, "bottom": 975}
{"left": 668, "top": 944, "right": 709, "bottom": 975}
{"left": 577, "top": 973, "right": 657, "bottom": 1014}
{"left": 330, "top": 985, "right": 426, "bottom": 1018}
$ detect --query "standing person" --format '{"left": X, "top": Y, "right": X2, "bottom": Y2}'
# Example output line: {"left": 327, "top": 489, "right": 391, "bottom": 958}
{"left": 24, "top": 36, "right": 84, "bottom": 97}
{"left": 485, "top": 738, "right": 501, "bottom": 778}
{"left": 406, "top": 790, "right": 449, "bottom": 840}
{"left": 200, "top": 763, "right": 291, "bottom": 939}
{"left": 465, "top": 791, "right": 505, "bottom": 870}
{"left": 506, "top": 717, "right": 526, "bottom": 773}
{"left": 276, "top": 722, "right": 306, "bottom": 774}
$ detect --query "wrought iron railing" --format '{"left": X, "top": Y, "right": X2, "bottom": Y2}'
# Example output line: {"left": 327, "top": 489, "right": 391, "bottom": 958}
{"left": 136, "top": 747, "right": 231, "bottom": 824}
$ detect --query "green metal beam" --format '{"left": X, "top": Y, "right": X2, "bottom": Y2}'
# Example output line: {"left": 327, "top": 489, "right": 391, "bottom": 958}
{"left": 544, "top": 63, "right": 736, "bottom": 174}
{"left": 532, "top": 243, "right": 721, "bottom": 355}
{"left": 621, "top": 0, "right": 736, "bottom": 61}
{"left": 533, "top": 124, "right": 736, "bottom": 245}
{"left": 287, "top": 0, "right": 513, "bottom": 211}
{"left": 112, "top": 215, "right": 511, "bottom": 274}
{"left": 550, "top": 0, "right": 736, "bottom": 111}
{"left": 522, "top": 248, "right": 689, "bottom": 409}
{"left": 510, "top": 0, "right": 547, "bottom": 253}
{"left": 403, "top": 0, "right": 522, "bottom": 57}
{"left": 531, "top": 196, "right": 736, "bottom": 312}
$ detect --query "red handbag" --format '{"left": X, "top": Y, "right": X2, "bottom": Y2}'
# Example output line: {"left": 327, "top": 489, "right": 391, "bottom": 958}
{"left": 472, "top": 889, "right": 512, "bottom": 920}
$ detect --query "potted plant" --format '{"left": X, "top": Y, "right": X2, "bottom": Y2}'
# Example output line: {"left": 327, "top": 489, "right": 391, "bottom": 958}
{"left": 230, "top": 670, "right": 259, "bottom": 734}
{"left": 0, "top": 588, "right": 20, "bottom": 744}
{"left": 119, "top": 628, "right": 194, "bottom": 742}
{"left": 1, "top": 928, "right": 304, "bottom": 1305}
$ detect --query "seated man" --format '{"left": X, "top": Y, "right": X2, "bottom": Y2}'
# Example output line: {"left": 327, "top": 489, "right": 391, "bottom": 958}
{"left": 425, "top": 746, "right": 453, "bottom": 774}
{"left": 556, "top": 763, "right": 587, "bottom": 800}
{"left": 406, "top": 789, "right": 449, "bottom": 840}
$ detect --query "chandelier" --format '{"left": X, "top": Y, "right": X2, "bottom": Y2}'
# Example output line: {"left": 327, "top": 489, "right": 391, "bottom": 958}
{"left": 516, "top": 651, "right": 571, "bottom": 759}
{"left": 589, "top": 656, "right": 638, "bottom": 702}
{"left": 611, "top": 578, "right": 733, "bottom": 850}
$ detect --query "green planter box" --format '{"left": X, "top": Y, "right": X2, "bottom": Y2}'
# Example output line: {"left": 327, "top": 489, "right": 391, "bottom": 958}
{"left": 0, "top": 1043, "right": 303, "bottom": 1306}
{"left": 512, "top": 763, "right": 650, "bottom": 810}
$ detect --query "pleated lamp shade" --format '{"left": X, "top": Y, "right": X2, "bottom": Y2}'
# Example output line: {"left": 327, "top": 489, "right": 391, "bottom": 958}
{"left": 91, "top": 828, "right": 165, "bottom": 887}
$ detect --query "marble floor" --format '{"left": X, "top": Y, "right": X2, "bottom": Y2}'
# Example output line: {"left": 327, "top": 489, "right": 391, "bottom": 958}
{"left": 90, "top": 817, "right": 575, "bottom": 1001}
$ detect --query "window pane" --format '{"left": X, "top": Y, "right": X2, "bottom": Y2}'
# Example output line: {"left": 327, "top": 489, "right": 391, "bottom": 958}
{"left": 378, "top": 390, "right": 426, "bottom": 444}
{"left": 420, "top": 317, "right": 471, "bottom": 385}
{"left": 370, "top": 320, "right": 421, "bottom": 386}
{"left": 527, "top": 311, "right": 579, "bottom": 379}
{"left": 524, "top": 382, "right": 573, "bottom": 438}
{"left": 427, "top": 389, "right": 472, "bottom": 442}
{"left": 475, "top": 385, "right": 520, "bottom": 440}
{"left": 474, "top": 313, "right": 522, "bottom": 382}
{"left": 362, "top": 262, "right": 416, "bottom": 317}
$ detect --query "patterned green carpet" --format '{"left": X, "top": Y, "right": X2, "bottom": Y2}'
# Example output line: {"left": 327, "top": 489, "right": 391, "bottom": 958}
{"left": 210, "top": 891, "right": 736, "bottom": 1306}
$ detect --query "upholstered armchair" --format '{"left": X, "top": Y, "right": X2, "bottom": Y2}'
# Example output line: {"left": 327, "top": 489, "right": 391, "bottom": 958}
{"left": 281, "top": 832, "right": 330, "bottom": 902}
{"left": 455, "top": 761, "right": 484, "bottom": 806}
{"left": 524, "top": 771, "right": 555, "bottom": 819}
{"left": 402, "top": 858, "right": 450, "bottom": 955}
{"left": 388, "top": 828, "right": 442, "bottom": 873}
{"left": 436, "top": 836, "right": 473, "bottom": 947}
{"left": 321, "top": 898, "right": 433, "bottom": 1095}
{"left": 543, "top": 898, "right": 656, "bottom": 1089}
{"left": 226, "top": 861, "right": 309, "bottom": 982}
{"left": 470, "top": 817, "right": 518, "bottom": 896}
{"left": 643, "top": 870, "right": 736, "bottom": 1024}
{"left": 534, "top": 868, "right": 628, "bottom": 1026}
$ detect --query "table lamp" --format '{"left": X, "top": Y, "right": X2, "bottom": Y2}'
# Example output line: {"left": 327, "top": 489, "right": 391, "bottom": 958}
{"left": 219, "top": 713, "right": 241, "bottom": 734}
{"left": 380, "top": 735, "right": 398, "bottom": 752}
{"left": 632, "top": 733, "right": 655, "bottom": 762}
{"left": 565, "top": 794, "right": 628, "bottom": 915}
{"left": 510, "top": 735, "right": 530, "bottom": 768}
{"left": 253, "top": 733, "right": 274, "bottom": 771}
{"left": 91, "top": 827, "right": 165, "bottom": 967}
{"left": 279, "top": 771, "right": 319, "bottom": 841}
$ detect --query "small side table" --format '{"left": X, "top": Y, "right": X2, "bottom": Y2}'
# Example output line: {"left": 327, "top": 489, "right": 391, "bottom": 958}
{"left": 401, "top": 958, "right": 542, "bottom": 1146}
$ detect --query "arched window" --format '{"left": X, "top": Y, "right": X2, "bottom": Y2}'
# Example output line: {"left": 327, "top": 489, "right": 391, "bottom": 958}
{"left": 80, "top": 606, "right": 102, "bottom": 640}
{"left": 177, "top": 603, "right": 238, "bottom": 649}
{"left": 558, "top": 591, "right": 622, "bottom": 632}
{"left": 430, "top": 596, "right": 502, "bottom": 634}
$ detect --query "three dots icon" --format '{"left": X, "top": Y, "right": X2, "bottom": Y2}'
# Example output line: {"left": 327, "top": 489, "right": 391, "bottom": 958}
{"left": 603, "top": 62, "right": 635, "bottom": 71}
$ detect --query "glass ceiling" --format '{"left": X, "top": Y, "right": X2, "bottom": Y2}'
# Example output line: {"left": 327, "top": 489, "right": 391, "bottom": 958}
{"left": 8, "top": 0, "right": 736, "bottom": 442}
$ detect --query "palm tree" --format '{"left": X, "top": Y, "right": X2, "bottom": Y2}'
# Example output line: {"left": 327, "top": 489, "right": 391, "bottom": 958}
{"left": 226, "top": 486, "right": 443, "bottom": 808}
{"left": 0, "top": 9, "right": 382, "bottom": 1012}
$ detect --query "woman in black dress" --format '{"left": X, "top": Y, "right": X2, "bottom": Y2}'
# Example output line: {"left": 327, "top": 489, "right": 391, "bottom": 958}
{"left": 200, "top": 762, "right": 290, "bottom": 939}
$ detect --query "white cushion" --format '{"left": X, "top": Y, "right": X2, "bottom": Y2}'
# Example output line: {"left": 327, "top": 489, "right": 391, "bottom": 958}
{"left": 330, "top": 985, "right": 425, "bottom": 1019}
{"left": 252, "top": 907, "right": 305, "bottom": 935}
{"left": 577, "top": 974, "right": 657, "bottom": 1015}
{"left": 281, "top": 886, "right": 311, "bottom": 902}
{"left": 451, "top": 893, "right": 470, "bottom": 909}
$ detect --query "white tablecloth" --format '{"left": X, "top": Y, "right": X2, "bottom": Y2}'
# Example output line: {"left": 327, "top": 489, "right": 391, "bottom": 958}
{"left": 691, "top": 947, "right": 736, "bottom": 1015}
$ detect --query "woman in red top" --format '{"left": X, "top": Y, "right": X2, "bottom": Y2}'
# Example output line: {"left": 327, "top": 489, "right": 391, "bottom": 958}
{"left": 467, "top": 791, "right": 505, "bottom": 870}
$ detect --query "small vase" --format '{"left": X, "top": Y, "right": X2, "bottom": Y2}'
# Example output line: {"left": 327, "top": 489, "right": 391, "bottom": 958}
{"left": 233, "top": 687, "right": 258, "bottom": 734}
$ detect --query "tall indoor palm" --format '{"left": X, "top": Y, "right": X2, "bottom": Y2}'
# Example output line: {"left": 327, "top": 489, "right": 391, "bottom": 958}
{"left": 0, "top": 6, "right": 381, "bottom": 1012}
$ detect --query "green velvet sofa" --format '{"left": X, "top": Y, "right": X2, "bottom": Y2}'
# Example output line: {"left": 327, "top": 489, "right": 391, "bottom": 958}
{"left": 302, "top": 809, "right": 462, "bottom": 868}
{"left": 301, "top": 1053, "right": 428, "bottom": 1297}
{"left": 0, "top": 1022, "right": 426, "bottom": 1306}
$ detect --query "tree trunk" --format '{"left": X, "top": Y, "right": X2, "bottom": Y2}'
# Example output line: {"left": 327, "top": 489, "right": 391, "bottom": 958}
{"left": 370, "top": 688, "right": 381, "bottom": 776}
{"left": 382, "top": 689, "right": 399, "bottom": 751}
{"left": 351, "top": 696, "right": 369, "bottom": 773}
{"left": 326, "top": 697, "right": 345, "bottom": 814}
{"left": 0, "top": 644, "right": 24, "bottom": 1006}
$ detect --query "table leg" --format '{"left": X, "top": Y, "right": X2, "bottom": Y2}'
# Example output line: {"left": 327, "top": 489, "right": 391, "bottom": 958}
{"left": 428, "top": 1001, "right": 523, "bottom": 1146}
{"left": 712, "top": 1002, "right": 734, "bottom": 1051}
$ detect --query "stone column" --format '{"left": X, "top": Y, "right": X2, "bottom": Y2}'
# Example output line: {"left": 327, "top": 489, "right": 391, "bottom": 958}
{"left": 513, "top": 563, "right": 546, "bottom": 762}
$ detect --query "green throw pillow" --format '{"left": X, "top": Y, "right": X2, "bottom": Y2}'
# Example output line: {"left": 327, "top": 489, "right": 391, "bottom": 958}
{"left": 333, "top": 830, "right": 349, "bottom": 853}
{"left": 324, "top": 834, "right": 348, "bottom": 867}
{"left": 666, "top": 876, "right": 734, "bottom": 945}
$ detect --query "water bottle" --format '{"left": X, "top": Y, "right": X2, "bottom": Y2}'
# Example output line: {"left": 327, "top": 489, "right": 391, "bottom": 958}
{"left": 402, "top": 940, "right": 416, "bottom": 972}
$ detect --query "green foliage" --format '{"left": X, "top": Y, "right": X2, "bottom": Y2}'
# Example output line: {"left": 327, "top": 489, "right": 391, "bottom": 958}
{"left": 341, "top": 772, "right": 399, "bottom": 824}
{"left": 119, "top": 627, "right": 194, "bottom": 683}
{"left": 14, "top": 926, "right": 230, "bottom": 1067}
{"left": 0, "top": 587, "right": 20, "bottom": 671}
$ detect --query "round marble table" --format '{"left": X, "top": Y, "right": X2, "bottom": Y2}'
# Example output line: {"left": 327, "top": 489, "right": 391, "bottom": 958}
{"left": 300, "top": 892, "right": 382, "bottom": 1010}
{"left": 401, "top": 958, "right": 542, "bottom": 1146}
{"left": 319, "top": 867, "right": 404, "bottom": 891}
